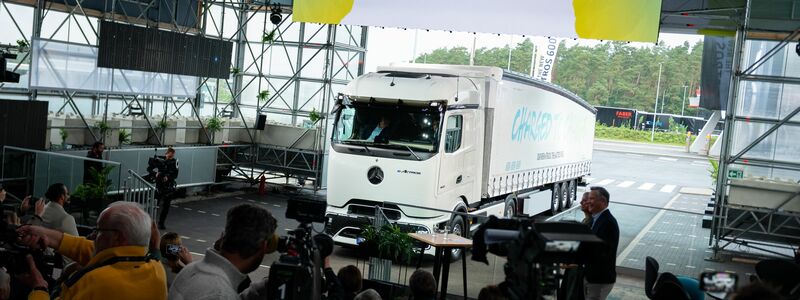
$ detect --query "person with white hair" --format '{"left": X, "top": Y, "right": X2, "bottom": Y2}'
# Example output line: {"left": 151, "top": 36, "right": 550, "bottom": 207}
{"left": 16, "top": 201, "right": 167, "bottom": 300}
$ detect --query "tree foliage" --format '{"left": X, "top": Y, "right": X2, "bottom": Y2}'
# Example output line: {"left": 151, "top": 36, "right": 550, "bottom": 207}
{"left": 414, "top": 39, "right": 704, "bottom": 116}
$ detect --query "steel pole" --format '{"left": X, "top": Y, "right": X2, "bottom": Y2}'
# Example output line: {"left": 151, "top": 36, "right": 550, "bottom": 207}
{"left": 651, "top": 63, "right": 662, "bottom": 142}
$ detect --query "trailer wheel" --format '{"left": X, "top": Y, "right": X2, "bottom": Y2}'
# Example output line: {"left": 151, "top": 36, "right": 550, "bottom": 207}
{"left": 550, "top": 182, "right": 562, "bottom": 215}
{"left": 504, "top": 195, "right": 517, "bottom": 217}
{"left": 448, "top": 216, "right": 466, "bottom": 262}
{"left": 564, "top": 179, "right": 577, "bottom": 208}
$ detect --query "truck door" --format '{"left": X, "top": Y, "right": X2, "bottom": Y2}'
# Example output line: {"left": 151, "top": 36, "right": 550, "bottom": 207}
{"left": 438, "top": 112, "right": 474, "bottom": 198}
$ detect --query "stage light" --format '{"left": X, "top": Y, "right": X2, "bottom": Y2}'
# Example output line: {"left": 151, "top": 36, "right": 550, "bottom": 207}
{"left": 270, "top": 5, "right": 283, "bottom": 25}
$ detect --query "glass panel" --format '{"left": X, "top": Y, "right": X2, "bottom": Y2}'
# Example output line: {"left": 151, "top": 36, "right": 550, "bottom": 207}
{"left": 773, "top": 125, "right": 800, "bottom": 164}
{"left": 332, "top": 102, "right": 442, "bottom": 152}
{"left": 245, "top": 12, "right": 267, "bottom": 42}
{"left": 265, "top": 45, "right": 298, "bottom": 77}
{"left": 297, "top": 80, "right": 325, "bottom": 112}
{"left": 732, "top": 121, "right": 776, "bottom": 161}
{"left": 445, "top": 115, "right": 462, "bottom": 153}
{"left": 0, "top": 3, "right": 33, "bottom": 44}
{"left": 736, "top": 81, "right": 782, "bottom": 119}
{"left": 303, "top": 23, "right": 327, "bottom": 44}
{"left": 301, "top": 48, "right": 326, "bottom": 78}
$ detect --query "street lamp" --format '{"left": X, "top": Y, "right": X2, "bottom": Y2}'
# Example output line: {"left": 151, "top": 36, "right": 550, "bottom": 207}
{"left": 651, "top": 63, "right": 662, "bottom": 142}
{"left": 681, "top": 85, "right": 688, "bottom": 116}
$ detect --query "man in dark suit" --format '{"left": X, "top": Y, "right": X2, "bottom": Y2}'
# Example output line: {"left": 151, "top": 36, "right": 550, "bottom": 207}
{"left": 583, "top": 186, "right": 619, "bottom": 300}
{"left": 83, "top": 142, "right": 104, "bottom": 183}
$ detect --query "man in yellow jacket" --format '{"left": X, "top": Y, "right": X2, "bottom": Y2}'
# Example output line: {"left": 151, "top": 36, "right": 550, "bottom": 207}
{"left": 17, "top": 202, "right": 167, "bottom": 300}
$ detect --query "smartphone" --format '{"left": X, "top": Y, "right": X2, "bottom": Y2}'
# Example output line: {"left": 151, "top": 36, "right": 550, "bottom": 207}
{"left": 166, "top": 244, "right": 181, "bottom": 256}
{"left": 700, "top": 272, "right": 738, "bottom": 293}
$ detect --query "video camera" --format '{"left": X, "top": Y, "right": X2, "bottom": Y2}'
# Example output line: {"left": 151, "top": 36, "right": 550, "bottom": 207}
{"left": 266, "top": 197, "right": 334, "bottom": 300}
{"left": 0, "top": 220, "right": 60, "bottom": 280}
{"left": 471, "top": 216, "right": 605, "bottom": 300}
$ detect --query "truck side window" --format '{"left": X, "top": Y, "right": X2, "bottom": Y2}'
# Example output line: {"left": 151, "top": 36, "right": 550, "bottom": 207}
{"left": 445, "top": 115, "right": 462, "bottom": 153}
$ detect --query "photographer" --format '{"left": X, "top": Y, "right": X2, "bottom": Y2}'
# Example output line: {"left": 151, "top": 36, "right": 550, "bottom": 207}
{"left": 159, "top": 232, "right": 192, "bottom": 287}
{"left": 155, "top": 147, "right": 179, "bottom": 230}
{"left": 168, "top": 204, "right": 277, "bottom": 300}
{"left": 16, "top": 202, "right": 167, "bottom": 300}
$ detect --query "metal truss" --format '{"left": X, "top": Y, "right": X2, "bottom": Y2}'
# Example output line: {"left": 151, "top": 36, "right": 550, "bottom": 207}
{"left": 710, "top": 0, "right": 800, "bottom": 260}
{"left": 0, "top": 0, "right": 366, "bottom": 189}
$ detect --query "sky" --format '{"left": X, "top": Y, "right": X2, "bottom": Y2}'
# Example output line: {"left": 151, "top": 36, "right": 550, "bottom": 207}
{"left": 363, "top": 28, "right": 704, "bottom": 72}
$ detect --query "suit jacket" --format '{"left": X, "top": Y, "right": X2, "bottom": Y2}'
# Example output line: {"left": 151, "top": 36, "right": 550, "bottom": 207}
{"left": 41, "top": 202, "right": 79, "bottom": 236}
{"left": 584, "top": 209, "right": 619, "bottom": 284}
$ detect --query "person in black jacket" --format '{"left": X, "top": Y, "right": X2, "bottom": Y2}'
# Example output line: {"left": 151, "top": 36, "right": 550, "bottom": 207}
{"left": 83, "top": 142, "right": 104, "bottom": 183}
{"left": 156, "top": 147, "right": 179, "bottom": 229}
{"left": 583, "top": 187, "right": 619, "bottom": 300}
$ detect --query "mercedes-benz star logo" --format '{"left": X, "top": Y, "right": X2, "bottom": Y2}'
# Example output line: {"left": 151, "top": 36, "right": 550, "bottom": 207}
{"left": 367, "top": 166, "right": 384, "bottom": 185}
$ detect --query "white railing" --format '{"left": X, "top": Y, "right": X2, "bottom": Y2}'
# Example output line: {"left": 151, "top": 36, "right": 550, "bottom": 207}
{"left": 123, "top": 169, "right": 157, "bottom": 220}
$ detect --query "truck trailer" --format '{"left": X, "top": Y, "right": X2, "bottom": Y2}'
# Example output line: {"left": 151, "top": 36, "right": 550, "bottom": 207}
{"left": 324, "top": 63, "right": 596, "bottom": 256}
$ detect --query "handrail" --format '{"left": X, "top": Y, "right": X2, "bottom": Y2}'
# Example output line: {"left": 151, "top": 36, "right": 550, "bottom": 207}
{"left": 127, "top": 169, "right": 155, "bottom": 189}
{"left": 3, "top": 145, "right": 122, "bottom": 166}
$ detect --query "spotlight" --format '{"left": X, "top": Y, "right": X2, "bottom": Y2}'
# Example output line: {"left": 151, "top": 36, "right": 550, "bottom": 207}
{"left": 270, "top": 5, "right": 283, "bottom": 25}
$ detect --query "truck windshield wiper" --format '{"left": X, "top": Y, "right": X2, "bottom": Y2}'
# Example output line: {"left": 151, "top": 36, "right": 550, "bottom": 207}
{"left": 400, "top": 145, "right": 421, "bottom": 161}
{"left": 340, "top": 140, "right": 373, "bottom": 155}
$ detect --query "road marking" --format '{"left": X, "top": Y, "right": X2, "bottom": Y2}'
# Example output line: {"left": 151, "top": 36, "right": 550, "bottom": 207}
{"left": 235, "top": 197, "right": 243, "bottom": 200}
{"left": 667, "top": 263, "right": 677, "bottom": 266}
{"left": 181, "top": 236, "right": 191, "bottom": 239}
{"left": 686, "top": 265, "right": 696, "bottom": 269}
{"left": 190, "top": 252, "right": 204, "bottom": 256}
{"left": 211, "top": 213, "right": 220, "bottom": 217}
{"left": 676, "top": 223, "right": 684, "bottom": 226}
{"left": 247, "top": 199, "right": 255, "bottom": 203}
{"left": 674, "top": 233, "right": 682, "bottom": 236}
{"left": 595, "top": 179, "right": 615, "bottom": 186}
{"left": 272, "top": 204, "right": 281, "bottom": 208}
{"left": 693, "top": 160, "right": 710, "bottom": 165}
{"left": 688, "top": 248, "right": 696, "bottom": 251}
{"left": 638, "top": 183, "right": 656, "bottom": 190}
{"left": 654, "top": 244, "right": 663, "bottom": 247}
{"left": 616, "top": 193, "right": 682, "bottom": 264}
{"left": 688, "top": 235, "right": 697, "bottom": 238}
{"left": 659, "top": 231, "right": 667, "bottom": 234}
{"left": 705, "top": 268, "right": 714, "bottom": 271}
{"left": 670, "top": 246, "right": 680, "bottom": 249}
{"left": 198, "top": 210, "right": 206, "bottom": 214}
{"left": 171, "top": 205, "right": 179, "bottom": 208}
{"left": 196, "top": 239, "right": 207, "bottom": 243}
{"left": 183, "top": 207, "right": 192, "bottom": 211}
{"left": 659, "top": 157, "right": 679, "bottom": 162}
{"left": 627, "top": 258, "right": 639, "bottom": 262}
{"left": 638, "top": 242, "right": 647, "bottom": 246}
{"left": 617, "top": 181, "right": 635, "bottom": 188}
{"left": 663, "top": 221, "right": 671, "bottom": 224}
{"left": 660, "top": 185, "right": 677, "bottom": 193}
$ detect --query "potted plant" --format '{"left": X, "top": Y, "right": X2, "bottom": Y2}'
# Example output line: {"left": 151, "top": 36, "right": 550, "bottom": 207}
{"left": 72, "top": 165, "right": 115, "bottom": 225}
{"left": 708, "top": 159, "right": 719, "bottom": 189}
{"left": 88, "top": 120, "right": 120, "bottom": 147}
{"left": 201, "top": 117, "right": 226, "bottom": 144}
{"left": 309, "top": 108, "right": 322, "bottom": 124}
{"left": 118, "top": 129, "right": 132, "bottom": 145}
{"left": 16, "top": 39, "right": 29, "bottom": 52}
{"left": 358, "top": 224, "right": 416, "bottom": 281}
{"left": 149, "top": 119, "right": 176, "bottom": 145}
{"left": 59, "top": 128, "right": 69, "bottom": 147}
{"left": 262, "top": 30, "right": 276, "bottom": 44}
{"left": 257, "top": 90, "right": 269, "bottom": 104}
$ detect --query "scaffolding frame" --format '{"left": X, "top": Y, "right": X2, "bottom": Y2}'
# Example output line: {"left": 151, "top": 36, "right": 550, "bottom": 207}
{"left": 0, "top": 0, "right": 367, "bottom": 189}
{"left": 710, "top": 0, "right": 800, "bottom": 260}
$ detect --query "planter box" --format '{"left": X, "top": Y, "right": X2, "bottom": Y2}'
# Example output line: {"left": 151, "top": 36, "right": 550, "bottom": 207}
{"left": 84, "top": 120, "right": 120, "bottom": 147}
{"left": 257, "top": 123, "right": 319, "bottom": 149}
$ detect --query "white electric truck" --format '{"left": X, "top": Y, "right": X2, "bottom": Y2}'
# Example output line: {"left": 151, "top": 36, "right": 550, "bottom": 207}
{"left": 324, "top": 63, "right": 596, "bottom": 252}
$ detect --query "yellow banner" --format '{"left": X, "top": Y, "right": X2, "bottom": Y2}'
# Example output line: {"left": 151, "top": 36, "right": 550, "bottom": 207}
{"left": 293, "top": 0, "right": 661, "bottom": 43}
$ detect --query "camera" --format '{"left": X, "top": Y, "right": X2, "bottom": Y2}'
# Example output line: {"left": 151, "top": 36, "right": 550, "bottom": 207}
{"left": 0, "top": 220, "right": 60, "bottom": 279}
{"left": 166, "top": 244, "right": 181, "bottom": 256}
{"left": 471, "top": 216, "right": 605, "bottom": 300}
{"left": 266, "top": 197, "right": 333, "bottom": 300}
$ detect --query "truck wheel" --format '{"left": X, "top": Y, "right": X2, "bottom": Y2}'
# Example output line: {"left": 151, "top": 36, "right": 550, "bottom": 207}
{"left": 550, "top": 183, "right": 562, "bottom": 215}
{"left": 504, "top": 196, "right": 517, "bottom": 217}
{"left": 448, "top": 216, "right": 466, "bottom": 262}
{"left": 564, "top": 180, "right": 577, "bottom": 208}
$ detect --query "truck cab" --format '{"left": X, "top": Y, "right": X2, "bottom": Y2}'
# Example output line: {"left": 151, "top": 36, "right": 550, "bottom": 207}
{"left": 325, "top": 65, "right": 495, "bottom": 249}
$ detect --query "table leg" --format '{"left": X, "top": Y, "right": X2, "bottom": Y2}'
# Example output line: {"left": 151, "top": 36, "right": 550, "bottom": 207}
{"left": 462, "top": 247, "right": 467, "bottom": 300}
{"left": 433, "top": 247, "right": 442, "bottom": 287}
{"left": 416, "top": 244, "right": 425, "bottom": 269}
{"left": 440, "top": 248, "right": 452, "bottom": 300}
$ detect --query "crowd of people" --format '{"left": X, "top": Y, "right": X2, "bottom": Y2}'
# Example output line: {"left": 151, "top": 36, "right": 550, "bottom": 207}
{"left": 1, "top": 178, "right": 790, "bottom": 300}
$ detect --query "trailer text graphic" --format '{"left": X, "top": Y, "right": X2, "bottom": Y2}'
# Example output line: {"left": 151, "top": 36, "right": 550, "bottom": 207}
{"left": 510, "top": 108, "right": 559, "bottom": 143}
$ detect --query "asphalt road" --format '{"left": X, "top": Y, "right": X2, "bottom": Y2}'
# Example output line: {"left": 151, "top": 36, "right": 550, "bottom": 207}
{"left": 163, "top": 141, "right": 723, "bottom": 299}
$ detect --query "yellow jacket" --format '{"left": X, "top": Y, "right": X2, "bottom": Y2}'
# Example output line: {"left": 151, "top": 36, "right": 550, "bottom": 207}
{"left": 29, "top": 234, "right": 167, "bottom": 300}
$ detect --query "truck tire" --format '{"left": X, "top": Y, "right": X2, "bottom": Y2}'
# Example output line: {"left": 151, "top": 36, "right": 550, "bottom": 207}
{"left": 448, "top": 216, "right": 466, "bottom": 262}
{"left": 550, "top": 182, "right": 562, "bottom": 215}
{"left": 504, "top": 195, "right": 517, "bottom": 217}
{"left": 564, "top": 179, "right": 577, "bottom": 208}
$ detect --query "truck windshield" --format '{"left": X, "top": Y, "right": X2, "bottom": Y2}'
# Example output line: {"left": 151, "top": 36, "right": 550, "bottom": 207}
{"left": 333, "top": 103, "right": 442, "bottom": 152}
